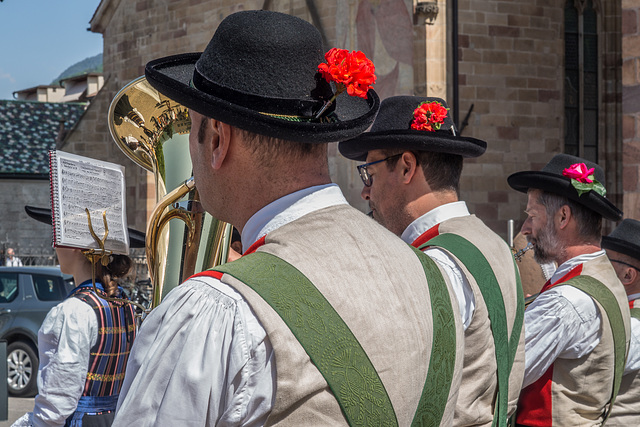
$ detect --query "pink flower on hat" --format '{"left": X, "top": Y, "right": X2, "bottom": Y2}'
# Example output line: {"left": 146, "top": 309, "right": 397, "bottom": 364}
{"left": 562, "top": 163, "right": 595, "bottom": 183}
{"left": 562, "top": 162, "right": 607, "bottom": 197}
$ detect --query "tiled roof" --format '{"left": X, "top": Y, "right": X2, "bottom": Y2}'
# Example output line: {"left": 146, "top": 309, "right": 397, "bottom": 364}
{"left": 0, "top": 100, "right": 87, "bottom": 175}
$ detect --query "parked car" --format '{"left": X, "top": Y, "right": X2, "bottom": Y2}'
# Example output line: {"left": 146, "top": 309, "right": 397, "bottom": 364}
{"left": 0, "top": 266, "right": 74, "bottom": 397}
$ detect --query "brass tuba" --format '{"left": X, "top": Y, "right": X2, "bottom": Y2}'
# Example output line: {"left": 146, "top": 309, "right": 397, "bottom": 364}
{"left": 108, "top": 76, "right": 231, "bottom": 312}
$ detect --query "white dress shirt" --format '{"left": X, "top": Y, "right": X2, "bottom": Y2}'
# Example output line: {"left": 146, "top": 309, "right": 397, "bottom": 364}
{"left": 6, "top": 257, "right": 23, "bottom": 267}
{"left": 626, "top": 294, "right": 640, "bottom": 374}
{"left": 522, "top": 251, "right": 605, "bottom": 387}
{"left": 114, "top": 184, "right": 348, "bottom": 426}
{"left": 12, "top": 293, "right": 98, "bottom": 427}
{"left": 401, "top": 201, "right": 476, "bottom": 330}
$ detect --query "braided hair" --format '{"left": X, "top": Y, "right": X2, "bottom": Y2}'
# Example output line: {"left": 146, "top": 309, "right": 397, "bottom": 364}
{"left": 95, "top": 254, "right": 132, "bottom": 297}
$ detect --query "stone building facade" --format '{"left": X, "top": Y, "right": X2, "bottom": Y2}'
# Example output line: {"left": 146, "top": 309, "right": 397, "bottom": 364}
{"left": 48, "top": 0, "right": 637, "bottom": 241}
{"left": 623, "top": 0, "right": 640, "bottom": 220}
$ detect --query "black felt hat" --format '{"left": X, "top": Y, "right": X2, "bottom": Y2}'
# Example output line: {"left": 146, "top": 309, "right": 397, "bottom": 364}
{"left": 602, "top": 219, "right": 640, "bottom": 261}
{"left": 507, "top": 153, "right": 622, "bottom": 221}
{"left": 338, "top": 96, "right": 486, "bottom": 161}
{"left": 25, "top": 206, "right": 146, "bottom": 249}
{"left": 144, "top": 10, "right": 379, "bottom": 143}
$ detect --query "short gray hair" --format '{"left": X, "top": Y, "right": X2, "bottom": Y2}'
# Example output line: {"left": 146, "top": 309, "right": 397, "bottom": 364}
{"left": 537, "top": 191, "right": 602, "bottom": 243}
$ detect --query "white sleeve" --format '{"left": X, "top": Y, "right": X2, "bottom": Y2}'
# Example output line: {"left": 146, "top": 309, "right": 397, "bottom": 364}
{"left": 625, "top": 317, "right": 640, "bottom": 374}
{"left": 523, "top": 285, "right": 601, "bottom": 387}
{"left": 31, "top": 298, "right": 98, "bottom": 427}
{"left": 113, "top": 275, "right": 275, "bottom": 427}
{"left": 424, "top": 247, "right": 475, "bottom": 330}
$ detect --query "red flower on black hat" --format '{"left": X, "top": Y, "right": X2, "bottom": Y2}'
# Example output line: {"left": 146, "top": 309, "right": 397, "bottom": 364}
{"left": 562, "top": 162, "right": 606, "bottom": 197}
{"left": 315, "top": 48, "right": 376, "bottom": 118}
{"left": 318, "top": 48, "right": 376, "bottom": 98}
{"left": 411, "top": 101, "right": 448, "bottom": 131}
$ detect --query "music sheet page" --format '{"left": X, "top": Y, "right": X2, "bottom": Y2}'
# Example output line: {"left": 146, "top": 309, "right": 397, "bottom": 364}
{"left": 50, "top": 150, "right": 129, "bottom": 254}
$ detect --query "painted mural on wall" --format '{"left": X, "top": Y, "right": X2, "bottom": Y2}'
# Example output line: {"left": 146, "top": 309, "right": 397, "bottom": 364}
{"left": 336, "top": 0, "right": 414, "bottom": 100}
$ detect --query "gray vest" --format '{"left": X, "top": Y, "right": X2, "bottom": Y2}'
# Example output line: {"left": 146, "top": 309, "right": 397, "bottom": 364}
{"left": 433, "top": 215, "right": 525, "bottom": 426}
{"left": 221, "top": 204, "right": 465, "bottom": 426}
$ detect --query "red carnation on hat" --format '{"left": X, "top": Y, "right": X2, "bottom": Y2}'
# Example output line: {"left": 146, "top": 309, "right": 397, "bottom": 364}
{"left": 411, "top": 101, "right": 448, "bottom": 131}
{"left": 315, "top": 48, "right": 376, "bottom": 118}
{"left": 318, "top": 48, "right": 376, "bottom": 98}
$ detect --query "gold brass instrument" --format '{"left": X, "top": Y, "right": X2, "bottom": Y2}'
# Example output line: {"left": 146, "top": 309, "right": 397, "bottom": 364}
{"left": 108, "top": 76, "right": 231, "bottom": 312}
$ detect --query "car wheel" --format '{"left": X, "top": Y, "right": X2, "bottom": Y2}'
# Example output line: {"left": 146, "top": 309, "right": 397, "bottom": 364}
{"left": 7, "top": 341, "right": 38, "bottom": 397}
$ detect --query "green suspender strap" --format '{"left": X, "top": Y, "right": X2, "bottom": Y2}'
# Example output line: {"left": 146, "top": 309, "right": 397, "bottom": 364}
{"left": 560, "top": 276, "right": 628, "bottom": 423}
{"left": 631, "top": 307, "right": 640, "bottom": 320}
{"left": 420, "top": 234, "right": 525, "bottom": 427}
{"left": 214, "top": 249, "right": 457, "bottom": 427}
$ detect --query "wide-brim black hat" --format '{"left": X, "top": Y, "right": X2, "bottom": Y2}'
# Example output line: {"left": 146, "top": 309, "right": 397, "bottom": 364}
{"left": 601, "top": 219, "right": 640, "bottom": 260}
{"left": 145, "top": 10, "right": 379, "bottom": 144}
{"left": 338, "top": 96, "right": 486, "bottom": 161}
{"left": 25, "top": 206, "right": 146, "bottom": 249}
{"left": 507, "top": 153, "right": 622, "bottom": 221}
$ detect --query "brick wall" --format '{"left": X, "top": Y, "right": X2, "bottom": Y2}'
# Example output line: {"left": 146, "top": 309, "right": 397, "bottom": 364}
{"left": 456, "top": 0, "right": 565, "bottom": 235}
{"left": 623, "top": 0, "right": 640, "bottom": 218}
{"left": 0, "top": 179, "right": 51, "bottom": 252}
{"left": 457, "top": 0, "right": 622, "bottom": 236}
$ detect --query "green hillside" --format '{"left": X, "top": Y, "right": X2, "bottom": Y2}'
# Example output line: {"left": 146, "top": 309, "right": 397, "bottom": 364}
{"left": 51, "top": 53, "right": 103, "bottom": 85}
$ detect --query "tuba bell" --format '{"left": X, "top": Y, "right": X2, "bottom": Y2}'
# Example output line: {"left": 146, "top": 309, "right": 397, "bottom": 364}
{"left": 108, "top": 76, "right": 231, "bottom": 313}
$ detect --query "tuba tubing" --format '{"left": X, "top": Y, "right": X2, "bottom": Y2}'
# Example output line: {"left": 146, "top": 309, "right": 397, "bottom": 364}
{"left": 109, "top": 76, "right": 231, "bottom": 315}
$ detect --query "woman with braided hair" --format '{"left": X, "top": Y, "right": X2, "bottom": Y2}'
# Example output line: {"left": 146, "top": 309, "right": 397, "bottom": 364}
{"left": 12, "top": 206, "right": 143, "bottom": 427}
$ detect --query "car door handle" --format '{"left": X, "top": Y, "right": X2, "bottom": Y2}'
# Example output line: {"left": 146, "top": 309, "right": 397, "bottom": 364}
{"left": 0, "top": 308, "right": 12, "bottom": 315}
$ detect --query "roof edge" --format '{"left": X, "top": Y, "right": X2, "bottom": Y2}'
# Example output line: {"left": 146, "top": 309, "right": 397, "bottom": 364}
{"left": 90, "top": 0, "right": 122, "bottom": 34}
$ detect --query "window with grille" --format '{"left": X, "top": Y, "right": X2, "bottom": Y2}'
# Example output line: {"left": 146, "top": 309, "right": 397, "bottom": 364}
{"left": 564, "top": 0, "right": 599, "bottom": 163}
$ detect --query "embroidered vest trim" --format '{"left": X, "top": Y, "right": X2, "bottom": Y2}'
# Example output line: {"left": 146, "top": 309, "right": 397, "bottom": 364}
{"left": 72, "top": 288, "right": 136, "bottom": 397}
{"left": 558, "top": 276, "right": 626, "bottom": 422}
{"left": 214, "top": 247, "right": 457, "bottom": 427}
{"left": 422, "top": 233, "right": 524, "bottom": 427}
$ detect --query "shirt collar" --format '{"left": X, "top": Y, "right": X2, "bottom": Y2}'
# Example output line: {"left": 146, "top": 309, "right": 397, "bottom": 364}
{"left": 400, "top": 201, "right": 469, "bottom": 244}
{"left": 241, "top": 184, "right": 348, "bottom": 249}
{"left": 628, "top": 292, "right": 640, "bottom": 302}
{"left": 549, "top": 250, "right": 606, "bottom": 284}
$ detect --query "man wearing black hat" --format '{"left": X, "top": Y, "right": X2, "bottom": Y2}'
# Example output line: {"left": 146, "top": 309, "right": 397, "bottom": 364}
{"left": 113, "top": 11, "right": 464, "bottom": 426}
{"left": 601, "top": 219, "right": 640, "bottom": 425}
{"left": 339, "top": 95, "right": 524, "bottom": 426}
{"left": 507, "top": 154, "right": 630, "bottom": 426}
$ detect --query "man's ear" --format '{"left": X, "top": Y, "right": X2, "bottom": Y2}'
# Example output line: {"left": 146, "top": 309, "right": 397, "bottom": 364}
{"left": 210, "top": 120, "right": 231, "bottom": 170}
{"left": 622, "top": 267, "right": 638, "bottom": 286}
{"left": 400, "top": 151, "right": 419, "bottom": 184}
{"left": 556, "top": 204, "right": 572, "bottom": 230}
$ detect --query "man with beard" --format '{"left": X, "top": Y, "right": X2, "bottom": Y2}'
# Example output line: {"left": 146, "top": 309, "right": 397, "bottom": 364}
{"left": 507, "top": 154, "right": 631, "bottom": 426}
{"left": 601, "top": 219, "right": 640, "bottom": 425}
{"left": 339, "top": 96, "right": 524, "bottom": 426}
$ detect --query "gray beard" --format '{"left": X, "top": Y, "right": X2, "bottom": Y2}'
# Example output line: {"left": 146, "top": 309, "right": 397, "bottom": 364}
{"left": 530, "top": 222, "right": 563, "bottom": 265}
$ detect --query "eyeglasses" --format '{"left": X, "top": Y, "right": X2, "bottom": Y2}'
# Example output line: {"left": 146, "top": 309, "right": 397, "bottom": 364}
{"left": 609, "top": 259, "right": 640, "bottom": 271}
{"left": 357, "top": 154, "right": 402, "bottom": 187}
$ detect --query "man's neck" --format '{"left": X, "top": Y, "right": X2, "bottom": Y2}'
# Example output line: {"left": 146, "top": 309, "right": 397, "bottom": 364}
{"left": 233, "top": 172, "right": 332, "bottom": 232}
{"left": 408, "top": 190, "right": 459, "bottom": 224}
{"left": 555, "top": 243, "right": 602, "bottom": 266}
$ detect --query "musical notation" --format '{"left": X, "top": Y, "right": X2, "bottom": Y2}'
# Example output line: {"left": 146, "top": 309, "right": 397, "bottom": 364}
{"left": 50, "top": 150, "right": 129, "bottom": 254}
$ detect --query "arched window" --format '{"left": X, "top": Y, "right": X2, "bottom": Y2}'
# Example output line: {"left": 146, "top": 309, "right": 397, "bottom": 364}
{"left": 564, "top": 0, "right": 599, "bottom": 162}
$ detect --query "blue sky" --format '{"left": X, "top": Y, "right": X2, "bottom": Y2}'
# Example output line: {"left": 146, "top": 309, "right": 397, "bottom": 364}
{"left": 0, "top": 0, "right": 103, "bottom": 100}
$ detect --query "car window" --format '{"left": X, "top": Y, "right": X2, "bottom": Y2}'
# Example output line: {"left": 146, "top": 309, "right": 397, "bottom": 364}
{"left": 0, "top": 273, "right": 18, "bottom": 303}
{"left": 33, "top": 275, "right": 66, "bottom": 302}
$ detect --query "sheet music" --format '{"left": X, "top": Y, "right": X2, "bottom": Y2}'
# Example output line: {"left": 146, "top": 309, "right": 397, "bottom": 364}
{"left": 50, "top": 150, "right": 129, "bottom": 254}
